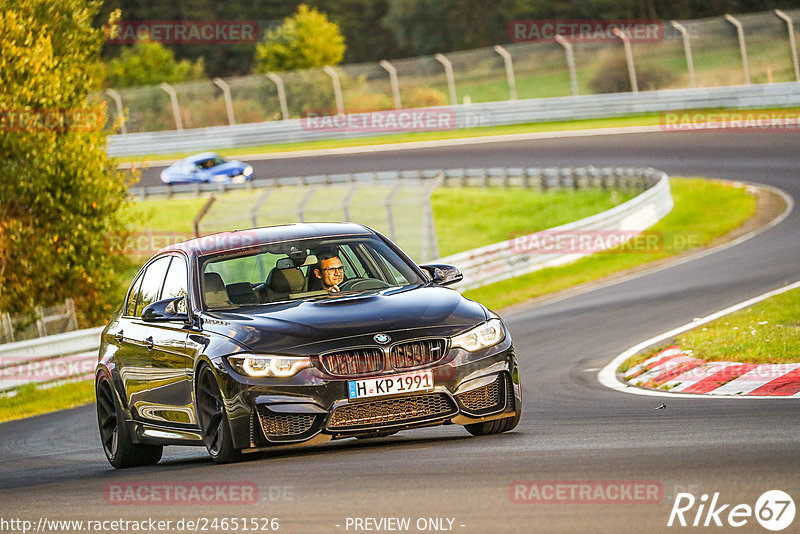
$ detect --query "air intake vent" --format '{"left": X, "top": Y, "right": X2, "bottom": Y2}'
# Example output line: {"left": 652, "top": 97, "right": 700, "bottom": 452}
{"left": 389, "top": 339, "right": 446, "bottom": 369}
{"left": 320, "top": 348, "right": 385, "bottom": 376}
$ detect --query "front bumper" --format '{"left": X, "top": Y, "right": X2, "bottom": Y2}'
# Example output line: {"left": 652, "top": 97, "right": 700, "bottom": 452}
{"left": 218, "top": 339, "right": 521, "bottom": 450}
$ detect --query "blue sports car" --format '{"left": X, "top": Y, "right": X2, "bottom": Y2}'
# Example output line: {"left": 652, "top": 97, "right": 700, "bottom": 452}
{"left": 160, "top": 152, "right": 254, "bottom": 185}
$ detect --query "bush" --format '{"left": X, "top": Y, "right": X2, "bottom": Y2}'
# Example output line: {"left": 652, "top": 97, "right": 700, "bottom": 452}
{"left": 589, "top": 54, "right": 672, "bottom": 94}
{"left": 400, "top": 86, "right": 448, "bottom": 108}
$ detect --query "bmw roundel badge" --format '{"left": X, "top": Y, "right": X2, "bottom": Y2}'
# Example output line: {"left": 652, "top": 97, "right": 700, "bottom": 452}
{"left": 374, "top": 333, "right": 391, "bottom": 344}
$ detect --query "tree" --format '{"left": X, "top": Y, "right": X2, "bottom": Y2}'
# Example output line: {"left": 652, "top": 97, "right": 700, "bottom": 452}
{"left": 316, "top": 0, "right": 400, "bottom": 62}
{"left": 254, "top": 4, "right": 346, "bottom": 73}
{"left": 0, "top": 0, "right": 135, "bottom": 325}
{"left": 106, "top": 39, "right": 205, "bottom": 88}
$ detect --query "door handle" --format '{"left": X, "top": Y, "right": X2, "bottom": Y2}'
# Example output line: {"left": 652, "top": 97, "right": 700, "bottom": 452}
{"left": 145, "top": 336, "right": 154, "bottom": 350}
{"left": 114, "top": 330, "right": 124, "bottom": 342}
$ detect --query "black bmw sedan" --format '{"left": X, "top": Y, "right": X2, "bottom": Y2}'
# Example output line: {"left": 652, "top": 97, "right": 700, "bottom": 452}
{"left": 96, "top": 223, "right": 521, "bottom": 468}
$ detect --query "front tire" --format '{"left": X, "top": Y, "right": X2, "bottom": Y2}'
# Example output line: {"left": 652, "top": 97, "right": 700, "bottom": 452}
{"left": 96, "top": 375, "right": 162, "bottom": 469}
{"left": 196, "top": 365, "right": 242, "bottom": 464}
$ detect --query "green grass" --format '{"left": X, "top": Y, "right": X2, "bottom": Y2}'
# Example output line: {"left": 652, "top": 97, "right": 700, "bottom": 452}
{"left": 463, "top": 178, "right": 757, "bottom": 310}
{"left": 0, "top": 381, "right": 95, "bottom": 423}
{"left": 619, "top": 286, "right": 800, "bottom": 373}
{"left": 127, "top": 186, "right": 638, "bottom": 256}
{"left": 672, "top": 287, "right": 800, "bottom": 364}
{"left": 432, "top": 188, "right": 636, "bottom": 257}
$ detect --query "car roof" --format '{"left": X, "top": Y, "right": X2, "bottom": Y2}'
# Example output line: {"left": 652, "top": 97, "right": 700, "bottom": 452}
{"left": 157, "top": 222, "right": 375, "bottom": 257}
{"left": 184, "top": 152, "right": 221, "bottom": 163}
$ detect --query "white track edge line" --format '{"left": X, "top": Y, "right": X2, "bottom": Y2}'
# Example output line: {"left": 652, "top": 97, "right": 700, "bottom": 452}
{"left": 598, "top": 280, "right": 800, "bottom": 399}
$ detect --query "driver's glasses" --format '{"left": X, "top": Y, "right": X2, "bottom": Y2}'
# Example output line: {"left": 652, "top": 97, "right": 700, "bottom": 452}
{"left": 322, "top": 266, "right": 344, "bottom": 273}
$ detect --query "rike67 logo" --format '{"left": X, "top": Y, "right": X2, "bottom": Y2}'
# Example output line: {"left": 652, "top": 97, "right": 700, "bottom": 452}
{"left": 668, "top": 490, "right": 795, "bottom": 531}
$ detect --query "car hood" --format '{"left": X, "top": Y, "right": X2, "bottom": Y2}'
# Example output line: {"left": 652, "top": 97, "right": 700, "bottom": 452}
{"left": 201, "top": 286, "right": 488, "bottom": 354}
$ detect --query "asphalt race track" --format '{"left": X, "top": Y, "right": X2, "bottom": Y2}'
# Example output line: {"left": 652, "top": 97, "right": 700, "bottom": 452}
{"left": 2, "top": 130, "right": 799, "bottom": 533}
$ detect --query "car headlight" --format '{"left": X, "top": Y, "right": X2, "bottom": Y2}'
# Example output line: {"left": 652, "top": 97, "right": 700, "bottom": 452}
{"left": 451, "top": 319, "right": 505, "bottom": 351}
{"left": 228, "top": 354, "right": 311, "bottom": 377}
{"left": 243, "top": 164, "right": 253, "bottom": 176}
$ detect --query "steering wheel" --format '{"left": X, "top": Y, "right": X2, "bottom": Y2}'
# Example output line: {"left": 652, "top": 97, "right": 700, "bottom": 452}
{"left": 338, "top": 277, "right": 392, "bottom": 291}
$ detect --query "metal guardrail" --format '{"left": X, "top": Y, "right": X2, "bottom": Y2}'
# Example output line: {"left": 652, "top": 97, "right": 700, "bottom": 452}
{"left": 132, "top": 165, "right": 654, "bottom": 198}
{"left": 108, "top": 83, "right": 800, "bottom": 157}
{"left": 0, "top": 166, "right": 671, "bottom": 391}
{"left": 0, "top": 327, "right": 103, "bottom": 392}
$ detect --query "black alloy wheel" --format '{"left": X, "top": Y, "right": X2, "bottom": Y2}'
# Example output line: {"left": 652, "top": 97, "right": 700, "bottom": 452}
{"left": 196, "top": 365, "right": 242, "bottom": 464}
{"left": 96, "top": 375, "right": 162, "bottom": 468}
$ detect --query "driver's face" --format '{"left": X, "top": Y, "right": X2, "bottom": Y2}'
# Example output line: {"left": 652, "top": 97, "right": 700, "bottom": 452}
{"left": 316, "top": 257, "right": 344, "bottom": 288}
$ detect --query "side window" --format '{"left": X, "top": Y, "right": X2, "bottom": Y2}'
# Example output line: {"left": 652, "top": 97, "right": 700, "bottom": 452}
{"left": 125, "top": 273, "right": 144, "bottom": 317}
{"left": 338, "top": 245, "right": 364, "bottom": 279}
{"left": 161, "top": 256, "right": 188, "bottom": 314}
{"left": 136, "top": 256, "right": 172, "bottom": 316}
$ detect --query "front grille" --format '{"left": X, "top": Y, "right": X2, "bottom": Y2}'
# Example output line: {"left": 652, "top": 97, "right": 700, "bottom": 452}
{"left": 320, "top": 348, "right": 385, "bottom": 376}
{"left": 389, "top": 339, "right": 446, "bottom": 369}
{"left": 328, "top": 393, "right": 457, "bottom": 430}
{"left": 456, "top": 375, "right": 504, "bottom": 412}
{"left": 255, "top": 405, "right": 316, "bottom": 437}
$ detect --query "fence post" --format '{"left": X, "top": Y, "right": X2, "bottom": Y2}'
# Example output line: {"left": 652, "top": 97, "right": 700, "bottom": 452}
{"left": 193, "top": 195, "right": 216, "bottom": 237}
{"left": 1, "top": 313, "right": 14, "bottom": 343}
{"left": 775, "top": 10, "right": 800, "bottom": 82}
{"left": 421, "top": 173, "right": 442, "bottom": 262}
{"left": 724, "top": 14, "right": 751, "bottom": 85}
{"left": 434, "top": 53, "right": 458, "bottom": 105}
{"left": 323, "top": 66, "right": 345, "bottom": 115}
{"left": 379, "top": 60, "right": 402, "bottom": 109}
{"left": 554, "top": 35, "right": 579, "bottom": 96}
{"left": 105, "top": 88, "right": 127, "bottom": 134}
{"left": 213, "top": 77, "right": 236, "bottom": 125}
{"left": 384, "top": 182, "right": 401, "bottom": 241}
{"left": 343, "top": 184, "right": 358, "bottom": 221}
{"left": 266, "top": 72, "right": 290, "bottom": 120}
{"left": 159, "top": 82, "right": 184, "bottom": 130}
{"left": 612, "top": 28, "right": 638, "bottom": 92}
{"left": 493, "top": 45, "right": 517, "bottom": 100}
{"left": 35, "top": 305, "right": 46, "bottom": 337}
{"left": 250, "top": 188, "right": 273, "bottom": 227}
{"left": 65, "top": 298, "right": 78, "bottom": 331}
{"left": 670, "top": 21, "right": 697, "bottom": 88}
{"left": 297, "top": 187, "right": 318, "bottom": 223}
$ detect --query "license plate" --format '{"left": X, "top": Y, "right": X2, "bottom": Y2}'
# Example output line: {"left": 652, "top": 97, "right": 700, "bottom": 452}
{"left": 348, "top": 370, "right": 434, "bottom": 400}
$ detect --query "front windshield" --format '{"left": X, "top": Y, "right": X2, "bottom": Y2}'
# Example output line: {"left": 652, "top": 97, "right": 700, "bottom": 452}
{"left": 200, "top": 235, "right": 424, "bottom": 310}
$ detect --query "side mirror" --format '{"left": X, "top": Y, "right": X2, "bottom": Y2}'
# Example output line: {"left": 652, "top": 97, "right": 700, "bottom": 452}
{"left": 142, "top": 296, "right": 189, "bottom": 322}
{"left": 419, "top": 264, "right": 463, "bottom": 286}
